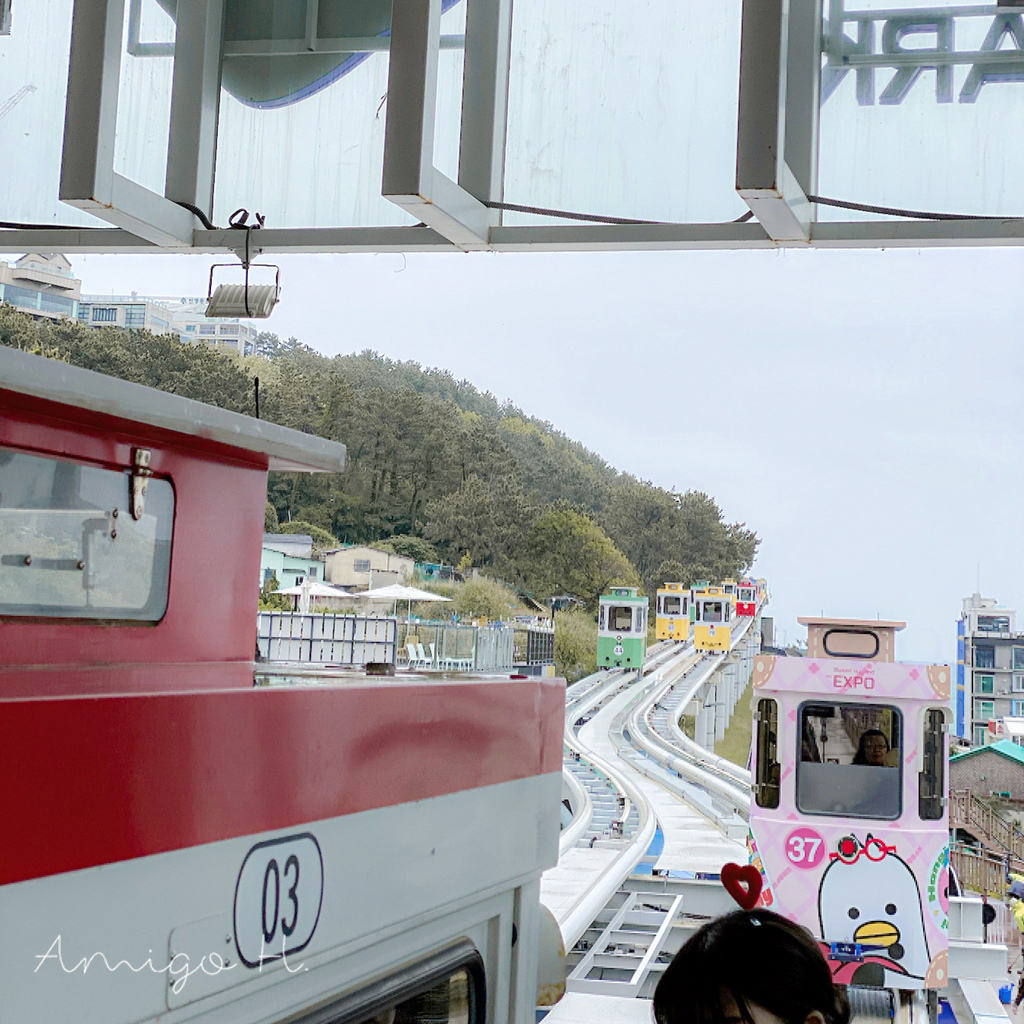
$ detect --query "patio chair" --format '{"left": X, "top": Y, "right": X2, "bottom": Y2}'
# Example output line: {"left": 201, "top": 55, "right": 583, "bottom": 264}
{"left": 405, "top": 643, "right": 425, "bottom": 669}
{"left": 416, "top": 643, "right": 432, "bottom": 669}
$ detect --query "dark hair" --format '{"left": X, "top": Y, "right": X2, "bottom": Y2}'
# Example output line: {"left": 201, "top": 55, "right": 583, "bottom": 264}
{"left": 653, "top": 910, "right": 850, "bottom": 1024}
{"left": 852, "top": 729, "right": 889, "bottom": 766}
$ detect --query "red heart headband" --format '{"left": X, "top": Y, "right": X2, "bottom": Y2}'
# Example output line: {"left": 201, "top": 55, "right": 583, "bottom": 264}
{"left": 721, "top": 862, "right": 763, "bottom": 911}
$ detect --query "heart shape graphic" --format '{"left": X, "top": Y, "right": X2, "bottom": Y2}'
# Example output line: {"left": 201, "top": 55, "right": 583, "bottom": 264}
{"left": 721, "top": 862, "right": 763, "bottom": 910}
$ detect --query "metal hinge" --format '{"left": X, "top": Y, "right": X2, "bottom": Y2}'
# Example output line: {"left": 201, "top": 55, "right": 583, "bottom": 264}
{"left": 130, "top": 448, "right": 152, "bottom": 520}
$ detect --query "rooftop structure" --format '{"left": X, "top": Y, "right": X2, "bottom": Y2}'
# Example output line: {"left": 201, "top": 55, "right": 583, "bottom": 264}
{"left": 0, "top": 253, "right": 80, "bottom": 321}
{"left": 796, "top": 616, "right": 906, "bottom": 663}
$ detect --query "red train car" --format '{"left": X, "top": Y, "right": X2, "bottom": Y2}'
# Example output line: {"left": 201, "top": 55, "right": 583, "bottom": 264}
{"left": 736, "top": 579, "right": 757, "bottom": 617}
{"left": 0, "top": 348, "right": 564, "bottom": 1024}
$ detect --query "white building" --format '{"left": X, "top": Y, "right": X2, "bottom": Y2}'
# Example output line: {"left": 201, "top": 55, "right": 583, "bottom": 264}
{"left": 77, "top": 293, "right": 259, "bottom": 355}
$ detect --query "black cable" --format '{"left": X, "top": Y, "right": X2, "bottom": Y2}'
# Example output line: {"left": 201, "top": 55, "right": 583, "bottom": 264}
{"left": 174, "top": 201, "right": 218, "bottom": 230}
{"left": 482, "top": 199, "right": 661, "bottom": 226}
{"left": 808, "top": 194, "right": 1010, "bottom": 222}
{"left": 0, "top": 220, "right": 115, "bottom": 231}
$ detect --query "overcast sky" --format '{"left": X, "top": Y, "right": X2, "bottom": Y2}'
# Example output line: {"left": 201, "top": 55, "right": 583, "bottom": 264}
{"left": 53, "top": 245, "right": 1022, "bottom": 666}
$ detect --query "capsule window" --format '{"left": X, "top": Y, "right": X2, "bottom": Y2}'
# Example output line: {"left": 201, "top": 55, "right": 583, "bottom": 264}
{"left": 755, "top": 698, "right": 780, "bottom": 809}
{"left": 294, "top": 941, "right": 485, "bottom": 1024}
{"left": 663, "top": 596, "right": 682, "bottom": 615}
{"left": 919, "top": 709, "right": 946, "bottom": 821}
{"left": 797, "top": 701, "right": 902, "bottom": 819}
{"left": 0, "top": 446, "right": 173, "bottom": 621}
{"left": 609, "top": 606, "right": 632, "bottom": 631}
{"left": 599, "top": 605, "right": 605, "bottom": 630}
{"left": 823, "top": 628, "right": 880, "bottom": 659}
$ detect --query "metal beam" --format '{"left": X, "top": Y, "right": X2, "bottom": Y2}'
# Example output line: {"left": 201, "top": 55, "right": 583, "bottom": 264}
{"left": 382, "top": 0, "right": 490, "bottom": 247}
{"left": 7, "top": 218, "right": 1024, "bottom": 255}
{"left": 61, "top": 0, "right": 125, "bottom": 209}
{"left": 458, "top": 0, "right": 514, "bottom": 219}
{"left": 221, "top": 35, "right": 466, "bottom": 56}
{"left": 166, "top": 0, "right": 225, "bottom": 217}
{"left": 61, "top": 0, "right": 198, "bottom": 246}
{"left": 736, "top": 0, "right": 813, "bottom": 243}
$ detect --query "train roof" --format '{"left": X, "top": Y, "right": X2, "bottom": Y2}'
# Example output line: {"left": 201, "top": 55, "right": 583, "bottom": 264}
{"left": 797, "top": 616, "right": 906, "bottom": 630}
{"left": 0, "top": 346, "right": 346, "bottom": 473}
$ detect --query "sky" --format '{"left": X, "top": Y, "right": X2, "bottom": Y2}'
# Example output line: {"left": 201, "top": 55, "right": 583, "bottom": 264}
{"left": 57, "top": 244, "right": 1024, "bottom": 666}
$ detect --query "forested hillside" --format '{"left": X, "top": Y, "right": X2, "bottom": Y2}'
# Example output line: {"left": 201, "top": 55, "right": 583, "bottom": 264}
{"left": 0, "top": 306, "right": 759, "bottom": 606}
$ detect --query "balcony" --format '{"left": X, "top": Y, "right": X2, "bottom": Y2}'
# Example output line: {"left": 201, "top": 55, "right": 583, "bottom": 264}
{"left": 11, "top": 265, "right": 76, "bottom": 290}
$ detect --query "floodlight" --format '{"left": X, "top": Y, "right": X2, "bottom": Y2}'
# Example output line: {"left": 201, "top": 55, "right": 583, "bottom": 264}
{"left": 205, "top": 263, "right": 280, "bottom": 319}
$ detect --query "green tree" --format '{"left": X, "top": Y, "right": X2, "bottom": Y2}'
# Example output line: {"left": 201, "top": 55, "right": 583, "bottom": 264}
{"left": 424, "top": 474, "right": 532, "bottom": 568}
{"left": 371, "top": 536, "right": 439, "bottom": 564}
{"left": 276, "top": 520, "right": 341, "bottom": 553}
{"left": 259, "top": 571, "right": 290, "bottom": 611}
{"left": 518, "top": 507, "right": 639, "bottom": 608}
{"left": 554, "top": 608, "right": 597, "bottom": 683}
{"left": 265, "top": 501, "right": 280, "bottom": 532}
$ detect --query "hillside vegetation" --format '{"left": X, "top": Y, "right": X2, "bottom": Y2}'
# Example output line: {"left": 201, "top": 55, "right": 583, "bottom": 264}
{"left": 0, "top": 307, "right": 759, "bottom": 608}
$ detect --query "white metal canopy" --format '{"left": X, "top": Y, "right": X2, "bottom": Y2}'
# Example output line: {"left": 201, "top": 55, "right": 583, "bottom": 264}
{"left": 3, "top": 0, "right": 1024, "bottom": 254}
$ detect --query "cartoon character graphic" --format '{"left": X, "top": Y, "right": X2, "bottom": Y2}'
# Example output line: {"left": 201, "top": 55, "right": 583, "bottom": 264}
{"left": 817, "top": 835, "right": 930, "bottom": 988}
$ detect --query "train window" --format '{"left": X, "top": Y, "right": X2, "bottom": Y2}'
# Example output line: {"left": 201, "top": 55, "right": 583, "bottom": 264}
{"left": 822, "top": 628, "right": 880, "bottom": 659}
{"left": 609, "top": 606, "right": 633, "bottom": 631}
{"left": 755, "top": 698, "right": 781, "bottom": 808}
{"left": 663, "top": 596, "right": 682, "bottom": 615}
{"left": 919, "top": 709, "right": 945, "bottom": 821}
{"left": 294, "top": 941, "right": 485, "bottom": 1024}
{"left": 796, "top": 701, "right": 902, "bottom": 820}
{"left": 702, "top": 601, "right": 723, "bottom": 623}
{"left": 0, "top": 447, "right": 173, "bottom": 620}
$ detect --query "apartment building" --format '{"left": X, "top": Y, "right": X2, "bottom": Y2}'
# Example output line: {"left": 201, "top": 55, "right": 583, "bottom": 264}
{"left": 957, "top": 592, "right": 1024, "bottom": 746}
{"left": 77, "top": 293, "right": 258, "bottom": 354}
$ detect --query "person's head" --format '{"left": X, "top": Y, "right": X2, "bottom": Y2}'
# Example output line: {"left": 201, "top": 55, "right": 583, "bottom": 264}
{"left": 653, "top": 910, "right": 850, "bottom": 1024}
{"left": 853, "top": 729, "right": 890, "bottom": 766}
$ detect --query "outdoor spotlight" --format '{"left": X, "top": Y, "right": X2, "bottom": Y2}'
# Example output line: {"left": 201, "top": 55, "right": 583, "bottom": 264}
{"left": 206, "top": 263, "right": 281, "bottom": 319}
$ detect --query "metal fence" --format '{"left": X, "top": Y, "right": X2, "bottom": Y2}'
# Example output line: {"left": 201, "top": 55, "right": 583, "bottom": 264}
{"left": 514, "top": 626, "right": 555, "bottom": 666}
{"left": 395, "top": 621, "right": 514, "bottom": 671}
{"left": 257, "top": 614, "right": 548, "bottom": 673}
{"left": 257, "top": 613, "right": 396, "bottom": 666}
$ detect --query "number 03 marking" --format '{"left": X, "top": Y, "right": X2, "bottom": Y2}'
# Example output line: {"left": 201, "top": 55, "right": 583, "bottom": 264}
{"left": 234, "top": 834, "right": 324, "bottom": 967}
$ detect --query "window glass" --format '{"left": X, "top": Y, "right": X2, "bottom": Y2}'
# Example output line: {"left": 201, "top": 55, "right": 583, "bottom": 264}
{"left": 976, "top": 646, "right": 996, "bottom": 669}
{"left": 303, "top": 944, "right": 484, "bottom": 1024}
{"left": 1014, "top": 648, "right": 1024, "bottom": 671}
{"left": 609, "top": 606, "right": 632, "bottom": 631}
{"left": 797, "top": 701, "right": 902, "bottom": 819}
{"left": 919, "top": 709, "right": 945, "bottom": 821}
{"left": 92, "top": 307, "right": 117, "bottom": 322}
{"left": 975, "top": 700, "right": 994, "bottom": 720}
{"left": 755, "top": 698, "right": 780, "bottom": 809}
{"left": 353, "top": 558, "right": 371, "bottom": 573}
{"left": 1014, "top": 674, "right": 1024, "bottom": 694}
{"left": 598, "top": 604, "right": 605, "bottom": 630}
{"left": 973, "top": 726, "right": 987, "bottom": 746}
{"left": 978, "top": 674, "right": 994, "bottom": 695}
{"left": 0, "top": 447, "right": 173, "bottom": 620}
{"left": 823, "top": 628, "right": 879, "bottom": 659}
{"left": 663, "top": 596, "right": 682, "bottom": 615}
{"left": 702, "top": 601, "right": 723, "bottom": 623}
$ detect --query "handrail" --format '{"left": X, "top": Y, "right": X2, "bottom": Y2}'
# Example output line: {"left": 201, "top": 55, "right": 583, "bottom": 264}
{"left": 559, "top": 765, "right": 593, "bottom": 855}
{"left": 951, "top": 789, "right": 1024, "bottom": 866}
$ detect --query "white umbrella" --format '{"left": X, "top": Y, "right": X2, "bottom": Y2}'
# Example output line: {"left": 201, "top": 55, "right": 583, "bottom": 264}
{"left": 274, "top": 580, "right": 358, "bottom": 613}
{"left": 355, "top": 583, "right": 453, "bottom": 618}
{"left": 274, "top": 581, "right": 357, "bottom": 598}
